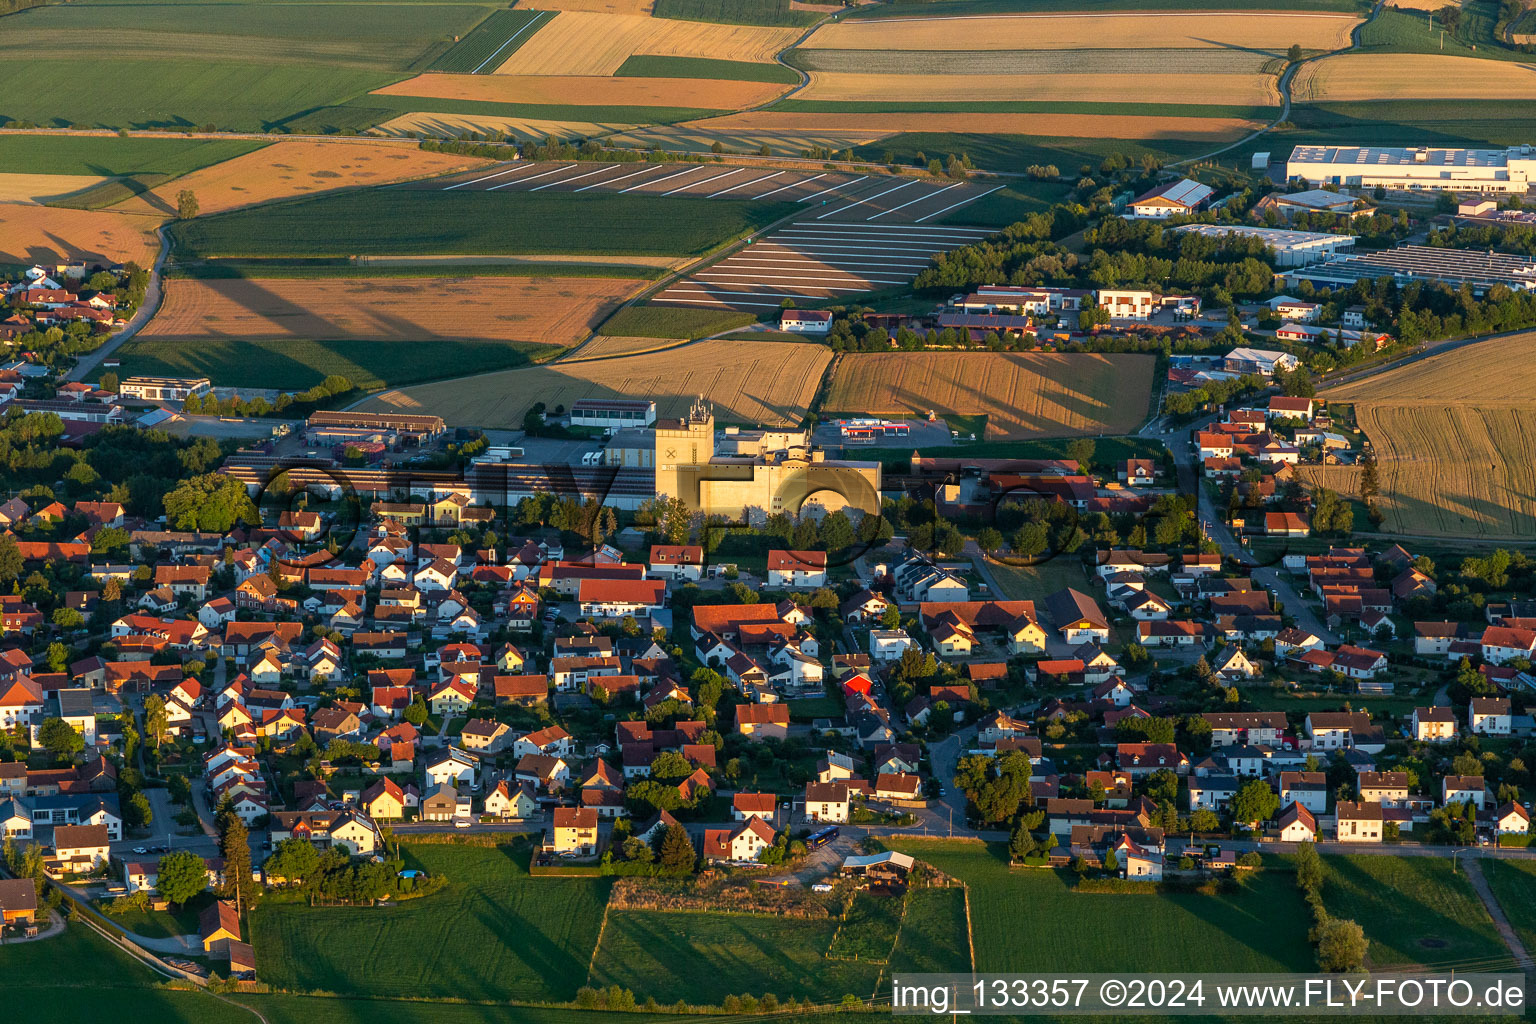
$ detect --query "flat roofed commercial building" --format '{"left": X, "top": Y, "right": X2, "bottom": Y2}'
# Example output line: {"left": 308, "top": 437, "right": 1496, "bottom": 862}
{"left": 570, "top": 399, "right": 655, "bottom": 429}
{"left": 1171, "top": 224, "right": 1356, "bottom": 267}
{"left": 119, "top": 376, "right": 211, "bottom": 401}
{"left": 1286, "top": 144, "right": 1536, "bottom": 194}
{"left": 1284, "top": 244, "right": 1536, "bottom": 294}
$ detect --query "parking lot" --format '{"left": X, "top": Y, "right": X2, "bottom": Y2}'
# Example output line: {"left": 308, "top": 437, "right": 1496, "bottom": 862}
{"left": 425, "top": 161, "right": 1005, "bottom": 224}
{"left": 651, "top": 220, "right": 995, "bottom": 311}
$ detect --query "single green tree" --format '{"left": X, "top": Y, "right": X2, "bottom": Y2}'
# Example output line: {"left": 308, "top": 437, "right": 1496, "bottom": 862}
{"left": 37, "top": 718, "right": 84, "bottom": 760}
{"left": 177, "top": 189, "right": 199, "bottom": 219}
{"left": 155, "top": 849, "right": 209, "bottom": 907}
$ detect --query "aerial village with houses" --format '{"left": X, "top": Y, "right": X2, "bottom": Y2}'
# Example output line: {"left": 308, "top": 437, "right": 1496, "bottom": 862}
{"left": 2, "top": 138, "right": 1536, "bottom": 1011}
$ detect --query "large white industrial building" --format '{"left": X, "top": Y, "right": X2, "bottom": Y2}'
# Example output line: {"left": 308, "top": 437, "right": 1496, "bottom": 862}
{"left": 1170, "top": 224, "right": 1355, "bottom": 267}
{"left": 1286, "top": 145, "right": 1536, "bottom": 194}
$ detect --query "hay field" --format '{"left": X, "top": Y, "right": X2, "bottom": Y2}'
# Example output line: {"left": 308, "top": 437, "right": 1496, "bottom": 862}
{"left": 0, "top": 173, "right": 113, "bottom": 204}
{"left": 799, "top": 11, "right": 1359, "bottom": 51}
{"left": 362, "top": 338, "right": 831, "bottom": 427}
{"left": 110, "top": 140, "right": 493, "bottom": 217}
{"left": 493, "top": 12, "right": 799, "bottom": 75}
{"left": 825, "top": 352, "right": 1155, "bottom": 439}
{"left": 139, "top": 275, "right": 645, "bottom": 348}
{"left": 1291, "top": 53, "right": 1536, "bottom": 101}
{"left": 1320, "top": 332, "right": 1536, "bottom": 539}
{"left": 371, "top": 112, "right": 640, "bottom": 141}
{"left": 374, "top": 72, "right": 787, "bottom": 108}
{"left": 800, "top": 71, "right": 1278, "bottom": 105}
{"left": 683, "top": 110, "right": 1264, "bottom": 140}
{"left": 0, "top": 202, "right": 161, "bottom": 265}
{"left": 532, "top": 0, "right": 654, "bottom": 11}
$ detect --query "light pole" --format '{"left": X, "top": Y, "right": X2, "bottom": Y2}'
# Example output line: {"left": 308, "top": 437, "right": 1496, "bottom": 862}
{"left": 1451, "top": 847, "right": 1463, "bottom": 875}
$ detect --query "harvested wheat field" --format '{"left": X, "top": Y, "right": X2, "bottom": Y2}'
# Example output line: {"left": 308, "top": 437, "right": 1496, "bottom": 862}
{"left": 494, "top": 12, "right": 799, "bottom": 75}
{"left": 686, "top": 110, "right": 1263, "bottom": 141}
{"left": 362, "top": 338, "right": 831, "bottom": 427}
{"left": 375, "top": 73, "right": 787, "bottom": 109}
{"left": 140, "top": 275, "right": 645, "bottom": 347}
{"left": 1351, "top": 404, "right": 1536, "bottom": 539}
{"left": 530, "top": 0, "right": 653, "bottom": 12}
{"left": 0, "top": 202, "right": 161, "bottom": 265}
{"left": 372, "top": 112, "right": 639, "bottom": 141}
{"left": 1323, "top": 333, "right": 1536, "bottom": 404}
{"left": 1319, "top": 332, "right": 1536, "bottom": 539}
{"left": 1292, "top": 53, "right": 1536, "bottom": 101}
{"left": 0, "top": 173, "right": 113, "bottom": 204}
{"left": 111, "top": 140, "right": 495, "bottom": 217}
{"left": 562, "top": 335, "right": 693, "bottom": 361}
{"left": 800, "top": 11, "right": 1358, "bottom": 51}
{"left": 825, "top": 352, "right": 1154, "bottom": 439}
{"left": 800, "top": 71, "right": 1278, "bottom": 106}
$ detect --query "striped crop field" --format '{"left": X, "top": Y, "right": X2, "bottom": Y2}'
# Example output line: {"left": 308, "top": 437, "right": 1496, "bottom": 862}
{"left": 429, "top": 9, "right": 555, "bottom": 74}
{"left": 825, "top": 352, "right": 1155, "bottom": 439}
{"left": 799, "top": 11, "right": 1359, "bottom": 51}
{"left": 1320, "top": 332, "right": 1536, "bottom": 539}
{"left": 798, "top": 71, "right": 1278, "bottom": 106}
{"left": 787, "top": 47, "right": 1276, "bottom": 76}
{"left": 1291, "top": 53, "right": 1536, "bottom": 101}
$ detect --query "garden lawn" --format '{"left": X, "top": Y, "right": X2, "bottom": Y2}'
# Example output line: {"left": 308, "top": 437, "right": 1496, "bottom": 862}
{"left": 887, "top": 887, "right": 971, "bottom": 974}
{"left": 1481, "top": 859, "right": 1536, "bottom": 955}
{"left": 113, "top": 337, "right": 563, "bottom": 391}
{"left": 1320, "top": 855, "right": 1506, "bottom": 967}
{"left": 587, "top": 909, "right": 883, "bottom": 1003}
{"left": 888, "top": 840, "right": 1315, "bottom": 972}
{"left": 100, "top": 891, "right": 211, "bottom": 940}
{"left": 170, "top": 192, "right": 795, "bottom": 258}
{"left": 249, "top": 842, "right": 611, "bottom": 1001}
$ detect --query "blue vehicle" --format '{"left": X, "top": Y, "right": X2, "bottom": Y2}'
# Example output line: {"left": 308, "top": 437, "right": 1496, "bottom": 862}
{"left": 807, "top": 826, "right": 840, "bottom": 848}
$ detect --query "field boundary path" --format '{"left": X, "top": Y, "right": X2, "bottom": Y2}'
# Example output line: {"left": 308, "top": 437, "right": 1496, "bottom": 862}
{"left": 66, "top": 224, "right": 170, "bottom": 383}
{"left": 1170, "top": 0, "right": 1385, "bottom": 168}
{"left": 1461, "top": 859, "right": 1535, "bottom": 976}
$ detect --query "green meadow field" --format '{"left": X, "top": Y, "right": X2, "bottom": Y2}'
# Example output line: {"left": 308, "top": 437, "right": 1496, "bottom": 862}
{"left": 112, "top": 336, "right": 564, "bottom": 391}
{"left": 169, "top": 191, "right": 796, "bottom": 258}
{"left": 0, "top": 135, "right": 265, "bottom": 176}
{"left": 889, "top": 840, "right": 1315, "bottom": 972}
{"left": 250, "top": 843, "right": 611, "bottom": 1002}
{"left": 1320, "top": 855, "right": 1506, "bottom": 967}
{"left": 588, "top": 909, "right": 883, "bottom": 1004}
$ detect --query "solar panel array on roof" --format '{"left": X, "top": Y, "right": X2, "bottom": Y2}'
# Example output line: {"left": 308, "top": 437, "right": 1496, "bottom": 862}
{"left": 1287, "top": 245, "right": 1536, "bottom": 291}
